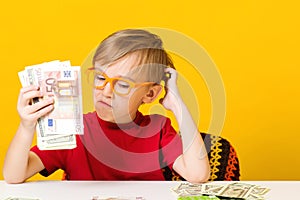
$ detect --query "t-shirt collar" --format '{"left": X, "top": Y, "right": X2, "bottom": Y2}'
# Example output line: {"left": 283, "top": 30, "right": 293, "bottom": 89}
{"left": 96, "top": 111, "right": 143, "bottom": 130}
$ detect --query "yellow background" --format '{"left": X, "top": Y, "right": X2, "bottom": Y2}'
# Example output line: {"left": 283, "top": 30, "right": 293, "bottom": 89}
{"left": 1, "top": 0, "right": 300, "bottom": 181}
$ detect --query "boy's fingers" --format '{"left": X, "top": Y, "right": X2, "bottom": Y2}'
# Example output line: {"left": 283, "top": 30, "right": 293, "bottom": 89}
{"left": 18, "top": 87, "right": 43, "bottom": 106}
{"left": 164, "top": 67, "right": 176, "bottom": 75}
{"left": 32, "top": 104, "right": 54, "bottom": 119}
{"left": 26, "top": 98, "right": 54, "bottom": 115}
{"left": 164, "top": 68, "right": 177, "bottom": 86}
{"left": 19, "top": 85, "right": 40, "bottom": 94}
{"left": 22, "top": 91, "right": 42, "bottom": 100}
{"left": 23, "top": 103, "right": 54, "bottom": 123}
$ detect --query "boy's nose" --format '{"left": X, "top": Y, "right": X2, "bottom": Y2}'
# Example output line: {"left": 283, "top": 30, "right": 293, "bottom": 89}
{"left": 102, "top": 82, "right": 113, "bottom": 97}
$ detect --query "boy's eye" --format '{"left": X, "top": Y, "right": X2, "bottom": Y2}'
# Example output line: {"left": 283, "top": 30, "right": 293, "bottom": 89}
{"left": 116, "top": 80, "right": 130, "bottom": 89}
{"left": 95, "top": 75, "right": 106, "bottom": 81}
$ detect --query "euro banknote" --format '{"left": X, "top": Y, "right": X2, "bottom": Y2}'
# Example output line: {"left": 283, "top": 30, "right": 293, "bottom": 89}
{"left": 18, "top": 60, "right": 83, "bottom": 150}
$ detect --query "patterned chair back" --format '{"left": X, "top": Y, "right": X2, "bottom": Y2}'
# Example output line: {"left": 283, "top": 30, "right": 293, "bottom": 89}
{"left": 162, "top": 132, "right": 240, "bottom": 181}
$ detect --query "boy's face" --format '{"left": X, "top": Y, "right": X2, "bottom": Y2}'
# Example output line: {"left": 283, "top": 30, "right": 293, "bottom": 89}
{"left": 93, "top": 55, "right": 151, "bottom": 123}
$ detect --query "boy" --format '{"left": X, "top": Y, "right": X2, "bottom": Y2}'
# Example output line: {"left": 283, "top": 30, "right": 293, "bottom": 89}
{"left": 3, "top": 29, "right": 210, "bottom": 183}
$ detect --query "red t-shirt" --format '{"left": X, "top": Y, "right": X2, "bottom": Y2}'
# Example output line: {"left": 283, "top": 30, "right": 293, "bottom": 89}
{"left": 31, "top": 111, "right": 182, "bottom": 180}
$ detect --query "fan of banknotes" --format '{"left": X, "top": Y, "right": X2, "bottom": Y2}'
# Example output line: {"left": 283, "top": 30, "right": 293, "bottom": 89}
{"left": 172, "top": 182, "right": 270, "bottom": 200}
{"left": 18, "top": 60, "right": 84, "bottom": 150}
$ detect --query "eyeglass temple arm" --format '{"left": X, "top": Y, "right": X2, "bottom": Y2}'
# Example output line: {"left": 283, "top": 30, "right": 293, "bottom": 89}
{"left": 163, "top": 72, "right": 171, "bottom": 82}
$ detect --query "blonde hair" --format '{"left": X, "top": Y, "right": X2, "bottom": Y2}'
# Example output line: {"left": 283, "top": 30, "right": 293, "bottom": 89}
{"left": 92, "top": 29, "right": 174, "bottom": 83}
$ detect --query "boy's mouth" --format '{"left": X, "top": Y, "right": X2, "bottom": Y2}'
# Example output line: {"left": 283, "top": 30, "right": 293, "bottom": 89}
{"left": 99, "top": 100, "right": 112, "bottom": 108}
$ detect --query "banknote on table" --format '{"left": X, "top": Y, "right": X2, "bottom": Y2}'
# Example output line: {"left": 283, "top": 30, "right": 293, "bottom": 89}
{"left": 217, "top": 182, "right": 255, "bottom": 199}
{"left": 171, "top": 182, "right": 270, "bottom": 200}
{"left": 18, "top": 60, "right": 84, "bottom": 150}
{"left": 172, "top": 182, "right": 203, "bottom": 196}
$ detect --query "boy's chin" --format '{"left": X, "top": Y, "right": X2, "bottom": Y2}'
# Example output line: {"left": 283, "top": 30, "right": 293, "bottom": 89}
{"left": 96, "top": 109, "right": 135, "bottom": 124}
{"left": 96, "top": 112, "right": 130, "bottom": 124}
{"left": 96, "top": 111, "right": 115, "bottom": 123}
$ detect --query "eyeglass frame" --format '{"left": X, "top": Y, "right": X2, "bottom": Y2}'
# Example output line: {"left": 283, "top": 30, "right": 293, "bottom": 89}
{"left": 87, "top": 67, "right": 157, "bottom": 96}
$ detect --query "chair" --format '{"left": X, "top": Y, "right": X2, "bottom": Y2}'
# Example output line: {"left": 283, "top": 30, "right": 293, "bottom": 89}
{"left": 162, "top": 132, "right": 240, "bottom": 181}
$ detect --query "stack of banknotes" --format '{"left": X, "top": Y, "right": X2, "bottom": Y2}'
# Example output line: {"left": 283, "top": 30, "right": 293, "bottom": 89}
{"left": 18, "top": 60, "right": 84, "bottom": 150}
{"left": 172, "top": 182, "right": 270, "bottom": 200}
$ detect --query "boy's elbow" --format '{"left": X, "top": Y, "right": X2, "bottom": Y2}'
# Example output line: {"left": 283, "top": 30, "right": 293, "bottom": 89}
{"left": 4, "top": 176, "right": 26, "bottom": 184}
{"left": 3, "top": 170, "right": 26, "bottom": 184}
{"left": 186, "top": 173, "right": 210, "bottom": 184}
{"left": 185, "top": 168, "right": 211, "bottom": 184}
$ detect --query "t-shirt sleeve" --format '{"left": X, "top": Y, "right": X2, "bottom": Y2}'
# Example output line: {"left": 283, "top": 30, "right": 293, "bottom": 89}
{"left": 160, "top": 117, "right": 183, "bottom": 170}
{"left": 31, "top": 145, "right": 66, "bottom": 177}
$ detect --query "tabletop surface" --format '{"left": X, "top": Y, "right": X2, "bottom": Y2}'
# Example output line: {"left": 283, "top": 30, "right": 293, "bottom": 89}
{"left": 1, "top": 180, "right": 299, "bottom": 200}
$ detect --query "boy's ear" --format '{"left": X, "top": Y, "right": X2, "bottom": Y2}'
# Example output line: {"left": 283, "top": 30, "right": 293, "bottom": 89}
{"left": 142, "top": 85, "right": 163, "bottom": 103}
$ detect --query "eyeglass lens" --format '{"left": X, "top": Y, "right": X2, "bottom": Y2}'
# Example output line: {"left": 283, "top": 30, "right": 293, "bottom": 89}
{"left": 94, "top": 73, "right": 132, "bottom": 95}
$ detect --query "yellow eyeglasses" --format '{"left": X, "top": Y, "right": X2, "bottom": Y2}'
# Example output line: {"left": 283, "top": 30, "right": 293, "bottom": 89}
{"left": 87, "top": 67, "right": 155, "bottom": 96}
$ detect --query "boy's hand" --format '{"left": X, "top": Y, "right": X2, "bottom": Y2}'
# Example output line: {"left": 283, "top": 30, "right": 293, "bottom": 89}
{"left": 159, "top": 68, "right": 182, "bottom": 111}
{"left": 17, "top": 85, "right": 54, "bottom": 130}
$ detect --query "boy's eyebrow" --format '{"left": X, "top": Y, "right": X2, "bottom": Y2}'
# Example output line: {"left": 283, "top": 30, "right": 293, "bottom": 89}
{"left": 118, "top": 75, "right": 136, "bottom": 82}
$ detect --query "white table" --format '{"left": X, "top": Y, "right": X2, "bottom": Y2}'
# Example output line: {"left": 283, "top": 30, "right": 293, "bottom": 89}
{"left": 0, "top": 180, "right": 299, "bottom": 200}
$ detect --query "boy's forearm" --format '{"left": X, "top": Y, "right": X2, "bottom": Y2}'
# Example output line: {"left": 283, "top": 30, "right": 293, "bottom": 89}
{"left": 172, "top": 98, "right": 210, "bottom": 182}
{"left": 3, "top": 124, "right": 35, "bottom": 183}
{"left": 171, "top": 98, "right": 205, "bottom": 154}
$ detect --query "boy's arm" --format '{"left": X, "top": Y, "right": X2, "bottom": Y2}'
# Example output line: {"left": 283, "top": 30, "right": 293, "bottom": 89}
{"left": 3, "top": 124, "right": 45, "bottom": 183}
{"left": 3, "top": 85, "right": 54, "bottom": 183}
{"left": 161, "top": 68, "right": 210, "bottom": 183}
